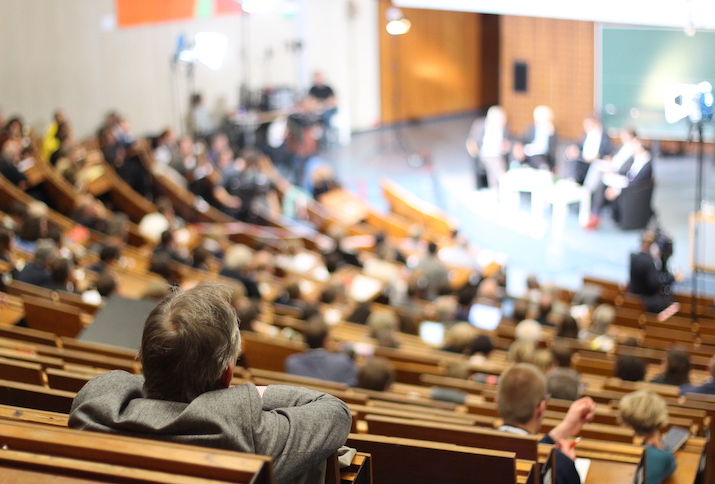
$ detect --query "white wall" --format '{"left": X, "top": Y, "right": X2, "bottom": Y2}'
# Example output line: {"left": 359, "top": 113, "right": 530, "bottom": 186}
{"left": 0, "top": 0, "right": 380, "bottom": 139}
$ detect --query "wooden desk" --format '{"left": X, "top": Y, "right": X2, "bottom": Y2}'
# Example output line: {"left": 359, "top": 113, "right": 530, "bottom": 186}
{"left": 318, "top": 189, "right": 370, "bottom": 227}
{"left": 584, "top": 459, "right": 636, "bottom": 484}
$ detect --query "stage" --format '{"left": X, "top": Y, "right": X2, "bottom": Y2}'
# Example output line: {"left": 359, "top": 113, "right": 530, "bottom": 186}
{"left": 321, "top": 114, "right": 715, "bottom": 297}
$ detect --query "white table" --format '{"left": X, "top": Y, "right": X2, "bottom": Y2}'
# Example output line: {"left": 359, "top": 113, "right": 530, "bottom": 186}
{"left": 499, "top": 169, "right": 591, "bottom": 232}
{"left": 498, "top": 168, "right": 554, "bottom": 219}
{"left": 533, "top": 179, "right": 591, "bottom": 232}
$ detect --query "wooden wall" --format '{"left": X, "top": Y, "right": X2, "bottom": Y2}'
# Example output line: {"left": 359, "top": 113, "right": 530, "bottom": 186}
{"left": 378, "top": 2, "right": 492, "bottom": 124}
{"left": 500, "top": 16, "right": 595, "bottom": 141}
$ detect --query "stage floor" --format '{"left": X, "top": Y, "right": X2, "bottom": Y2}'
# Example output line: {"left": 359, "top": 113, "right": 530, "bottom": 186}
{"left": 321, "top": 115, "right": 715, "bottom": 297}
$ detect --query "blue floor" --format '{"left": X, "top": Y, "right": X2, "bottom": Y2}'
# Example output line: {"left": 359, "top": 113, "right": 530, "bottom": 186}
{"left": 321, "top": 115, "right": 715, "bottom": 297}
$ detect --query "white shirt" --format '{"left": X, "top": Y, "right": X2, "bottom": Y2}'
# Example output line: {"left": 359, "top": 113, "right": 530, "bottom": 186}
{"left": 582, "top": 129, "right": 602, "bottom": 161}
{"left": 610, "top": 143, "right": 636, "bottom": 172}
{"left": 627, "top": 151, "right": 651, "bottom": 181}
{"left": 481, "top": 124, "right": 504, "bottom": 158}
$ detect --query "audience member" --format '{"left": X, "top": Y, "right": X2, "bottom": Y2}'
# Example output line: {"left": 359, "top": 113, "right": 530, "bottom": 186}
{"left": 497, "top": 363, "right": 596, "bottom": 484}
{"left": 17, "top": 239, "right": 56, "bottom": 287}
{"left": 69, "top": 283, "right": 351, "bottom": 483}
{"left": 618, "top": 391, "right": 677, "bottom": 484}
{"left": 285, "top": 318, "right": 358, "bottom": 386}
{"left": 468, "top": 334, "right": 495, "bottom": 365}
{"left": 413, "top": 241, "right": 450, "bottom": 301}
{"left": 441, "top": 322, "right": 478, "bottom": 355}
{"left": 584, "top": 304, "right": 616, "bottom": 351}
{"left": 514, "top": 319, "right": 542, "bottom": 344}
{"left": 615, "top": 354, "right": 647, "bottom": 382}
{"left": 533, "top": 348, "right": 556, "bottom": 374}
{"left": 220, "top": 244, "right": 261, "bottom": 300}
{"left": 41, "top": 257, "right": 75, "bottom": 292}
{"left": 507, "top": 339, "right": 536, "bottom": 364}
{"left": 680, "top": 355, "right": 715, "bottom": 396}
{"left": 552, "top": 346, "right": 574, "bottom": 369}
{"left": 547, "top": 368, "right": 582, "bottom": 402}
{"left": 650, "top": 347, "right": 691, "bottom": 387}
{"left": 367, "top": 310, "right": 400, "bottom": 349}
{"left": 357, "top": 357, "right": 395, "bottom": 392}
{"left": 0, "top": 139, "right": 28, "bottom": 190}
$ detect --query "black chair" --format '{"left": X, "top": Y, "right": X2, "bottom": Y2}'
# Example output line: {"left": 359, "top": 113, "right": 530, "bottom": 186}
{"left": 613, "top": 177, "right": 654, "bottom": 230}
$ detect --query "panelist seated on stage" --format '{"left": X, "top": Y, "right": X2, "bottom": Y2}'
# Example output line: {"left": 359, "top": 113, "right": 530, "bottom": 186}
{"left": 581, "top": 127, "right": 637, "bottom": 193}
{"left": 584, "top": 134, "right": 652, "bottom": 230}
{"left": 564, "top": 114, "right": 613, "bottom": 185}
{"left": 512, "top": 105, "right": 558, "bottom": 171}
{"left": 465, "top": 105, "right": 511, "bottom": 190}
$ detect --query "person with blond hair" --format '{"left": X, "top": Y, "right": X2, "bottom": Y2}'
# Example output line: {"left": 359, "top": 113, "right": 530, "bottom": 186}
{"left": 619, "top": 391, "right": 677, "bottom": 484}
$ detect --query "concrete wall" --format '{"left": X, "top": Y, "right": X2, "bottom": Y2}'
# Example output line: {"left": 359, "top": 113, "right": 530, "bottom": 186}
{"left": 0, "top": 0, "right": 380, "bottom": 139}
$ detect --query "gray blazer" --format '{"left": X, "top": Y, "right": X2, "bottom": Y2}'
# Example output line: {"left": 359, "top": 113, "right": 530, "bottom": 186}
{"left": 69, "top": 371, "right": 352, "bottom": 484}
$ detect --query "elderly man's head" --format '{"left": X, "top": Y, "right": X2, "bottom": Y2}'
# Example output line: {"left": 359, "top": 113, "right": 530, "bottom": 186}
{"left": 139, "top": 283, "right": 241, "bottom": 403}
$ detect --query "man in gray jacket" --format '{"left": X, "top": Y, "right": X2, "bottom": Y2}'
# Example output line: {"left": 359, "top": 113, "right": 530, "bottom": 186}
{"left": 69, "top": 283, "right": 352, "bottom": 484}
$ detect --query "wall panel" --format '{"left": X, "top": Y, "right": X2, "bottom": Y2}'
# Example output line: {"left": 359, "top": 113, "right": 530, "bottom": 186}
{"left": 500, "top": 16, "right": 595, "bottom": 141}
{"left": 379, "top": 2, "right": 485, "bottom": 124}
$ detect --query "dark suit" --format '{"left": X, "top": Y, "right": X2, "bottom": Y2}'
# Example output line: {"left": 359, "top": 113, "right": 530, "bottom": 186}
{"left": 520, "top": 124, "right": 558, "bottom": 170}
{"left": 285, "top": 349, "right": 358, "bottom": 387}
{"left": 628, "top": 250, "right": 674, "bottom": 313}
{"left": 592, "top": 156, "right": 652, "bottom": 217}
{"left": 17, "top": 262, "right": 52, "bottom": 287}
{"left": 571, "top": 131, "right": 613, "bottom": 185}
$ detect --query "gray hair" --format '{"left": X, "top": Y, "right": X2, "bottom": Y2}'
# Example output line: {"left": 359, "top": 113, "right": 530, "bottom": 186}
{"left": 34, "top": 239, "right": 57, "bottom": 265}
{"left": 139, "top": 283, "right": 241, "bottom": 403}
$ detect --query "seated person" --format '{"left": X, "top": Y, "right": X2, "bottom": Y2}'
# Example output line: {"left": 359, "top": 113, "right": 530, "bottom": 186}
{"left": 69, "top": 283, "right": 351, "bottom": 484}
{"left": 17, "top": 239, "right": 56, "bottom": 287}
{"left": 564, "top": 115, "right": 613, "bottom": 185}
{"left": 497, "top": 363, "right": 596, "bottom": 484}
{"left": 650, "top": 346, "right": 691, "bottom": 387}
{"left": 582, "top": 126, "right": 637, "bottom": 192}
{"left": 618, "top": 391, "right": 677, "bottom": 484}
{"left": 512, "top": 105, "right": 557, "bottom": 170}
{"left": 285, "top": 318, "right": 358, "bottom": 386}
{"left": 585, "top": 134, "right": 652, "bottom": 229}
{"left": 615, "top": 354, "right": 647, "bottom": 382}
{"left": 547, "top": 368, "right": 582, "bottom": 401}
{"left": 680, "top": 355, "right": 715, "bottom": 396}
{"left": 357, "top": 357, "right": 395, "bottom": 392}
{"left": 628, "top": 231, "right": 677, "bottom": 314}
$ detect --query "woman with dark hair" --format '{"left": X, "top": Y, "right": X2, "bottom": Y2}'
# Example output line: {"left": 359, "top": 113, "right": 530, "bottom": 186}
{"left": 650, "top": 347, "right": 691, "bottom": 387}
{"left": 615, "top": 354, "right": 647, "bottom": 382}
{"left": 15, "top": 216, "right": 47, "bottom": 254}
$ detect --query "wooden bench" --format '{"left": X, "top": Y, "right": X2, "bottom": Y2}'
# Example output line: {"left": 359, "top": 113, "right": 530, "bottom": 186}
{"left": 363, "top": 414, "right": 540, "bottom": 460}
{"left": 21, "top": 294, "right": 90, "bottom": 338}
{"left": 347, "top": 433, "right": 521, "bottom": 484}
{"left": 0, "top": 378, "right": 76, "bottom": 413}
{"left": 0, "top": 419, "right": 274, "bottom": 483}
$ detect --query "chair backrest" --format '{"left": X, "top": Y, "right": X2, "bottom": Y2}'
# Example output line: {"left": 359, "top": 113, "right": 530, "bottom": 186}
{"left": 347, "top": 433, "right": 518, "bottom": 484}
{"left": 615, "top": 177, "right": 654, "bottom": 230}
{"left": 21, "top": 294, "right": 86, "bottom": 338}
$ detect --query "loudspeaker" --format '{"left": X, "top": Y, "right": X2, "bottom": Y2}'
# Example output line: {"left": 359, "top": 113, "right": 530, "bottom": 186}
{"left": 514, "top": 62, "right": 528, "bottom": 92}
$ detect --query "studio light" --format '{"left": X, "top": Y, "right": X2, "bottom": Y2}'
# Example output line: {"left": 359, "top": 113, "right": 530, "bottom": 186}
{"left": 177, "top": 32, "right": 228, "bottom": 70}
{"left": 386, "top": 7, "right": 411, "bottom": 35}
